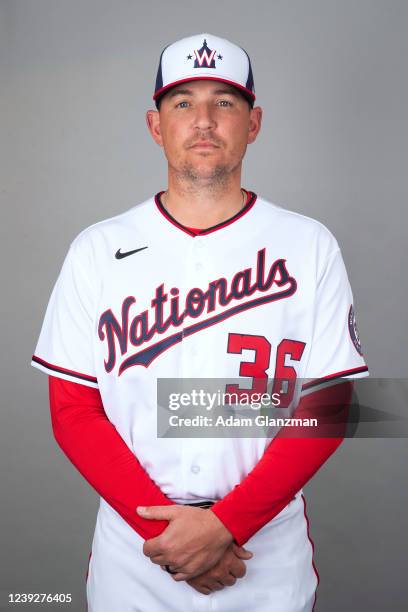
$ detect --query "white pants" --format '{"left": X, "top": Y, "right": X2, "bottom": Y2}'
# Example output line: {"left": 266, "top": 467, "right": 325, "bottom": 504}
{"left": 86, "top": 493, "right": 318, "bottom": 612}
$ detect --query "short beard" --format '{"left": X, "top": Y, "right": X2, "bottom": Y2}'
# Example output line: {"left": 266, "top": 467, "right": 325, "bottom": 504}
{"left": 172, "top": 160, "right": 240, "bottom": 193}
{"left": 184, "top": 162, "right": 228, "bottom": 181}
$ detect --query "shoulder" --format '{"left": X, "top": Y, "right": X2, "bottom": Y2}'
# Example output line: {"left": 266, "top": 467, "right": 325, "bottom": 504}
{"left": 255, "top": 194, "right": 340, "bottom": 259}
{"left": 56, "top": 197, "right": 155, "bottom": 287}
{"left": 67, "top": 196, "right": 154, "bottom": 261}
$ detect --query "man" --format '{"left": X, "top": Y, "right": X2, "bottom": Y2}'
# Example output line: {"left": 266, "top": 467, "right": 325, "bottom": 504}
{"left": 32, "top": 33, "right": 369, "bottom": 611}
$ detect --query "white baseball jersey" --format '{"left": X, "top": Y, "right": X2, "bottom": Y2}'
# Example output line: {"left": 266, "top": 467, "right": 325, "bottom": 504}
{"left": 31, "top": 191, "right": 368, "bottom": 612}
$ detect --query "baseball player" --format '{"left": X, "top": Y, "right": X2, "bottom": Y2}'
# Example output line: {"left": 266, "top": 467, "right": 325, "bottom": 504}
{"left": 31, "top": 33, "right": 369, "bottom": 612}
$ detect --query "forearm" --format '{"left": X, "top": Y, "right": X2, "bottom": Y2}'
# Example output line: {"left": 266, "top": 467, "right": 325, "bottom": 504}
{"left": 48, "top": 375, "right": 176, "bottom": 540}
{"left": 210, "top": 381, "right": 353, "bottom": 546}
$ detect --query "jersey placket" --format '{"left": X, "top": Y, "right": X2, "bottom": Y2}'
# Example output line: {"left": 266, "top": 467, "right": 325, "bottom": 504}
{"left": 179, "top": 234, "right": 212, "bottom": 376}
{"left": 177, "top": 234, "right": 216, "bottom": 500}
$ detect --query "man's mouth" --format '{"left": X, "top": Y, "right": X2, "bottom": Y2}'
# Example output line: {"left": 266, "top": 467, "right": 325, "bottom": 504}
{"left": 191, "top": 142, "right": 219, "bottom": 149}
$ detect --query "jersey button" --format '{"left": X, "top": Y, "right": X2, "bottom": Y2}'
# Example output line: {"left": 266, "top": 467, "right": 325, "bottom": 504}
{"left": 191, "top": 465, "right": 200, "bottom": 474}
{"left": 195, "top": 262, "right": 203, "bottom": 271}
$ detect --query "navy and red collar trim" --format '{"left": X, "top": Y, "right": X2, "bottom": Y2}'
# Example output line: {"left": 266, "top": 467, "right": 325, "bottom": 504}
{"left": 154, "top": 189, "right": 257, "bottom": 237}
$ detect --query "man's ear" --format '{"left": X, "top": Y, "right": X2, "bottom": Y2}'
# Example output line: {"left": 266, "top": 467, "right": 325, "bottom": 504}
{"left": 146, "top": 109, "right": 163, "bottom": 147}
{"left": 247, "top": 106, "right": 263, "bottom": 145}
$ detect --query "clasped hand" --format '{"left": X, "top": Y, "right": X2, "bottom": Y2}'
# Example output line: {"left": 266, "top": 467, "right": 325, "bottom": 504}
{"left": 136, "top": 504, "right": 253, "bottom": 594}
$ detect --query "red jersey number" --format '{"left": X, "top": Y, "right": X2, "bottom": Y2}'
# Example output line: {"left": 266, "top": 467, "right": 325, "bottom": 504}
{"left": 226, "top": 333, "right": 305, "bottom": 408}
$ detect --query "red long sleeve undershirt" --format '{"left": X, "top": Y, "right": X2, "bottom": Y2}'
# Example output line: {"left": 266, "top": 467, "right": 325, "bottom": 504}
{"left": 210, "top": 381, "right": 353, "bottom": 544}
{"left": 48, "top": 375, "right": 352, "bottom": 546}
{"left": 48, "top": 375, "right": 175, "bottom": 540}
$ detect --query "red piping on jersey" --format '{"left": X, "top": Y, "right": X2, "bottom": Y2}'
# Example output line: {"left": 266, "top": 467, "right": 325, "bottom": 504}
{"left": 85, "top": 550, "right": 92, "bottom": 583}
{"left": 301, "top": 493, "right": 320, "bottom": 612}
{"left": 154, "top": 189, "right": 257, "bottom": 236}
{"left": 301, "top": 365, "right": 368, "bottom": 391}
{"left": 32, "top": 355, "right": 98, "bottom": 384}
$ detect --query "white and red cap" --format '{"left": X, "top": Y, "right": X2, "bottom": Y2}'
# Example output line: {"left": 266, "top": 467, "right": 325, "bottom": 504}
{"left": 153, "top": 33, "right": 256, "bottom": 108}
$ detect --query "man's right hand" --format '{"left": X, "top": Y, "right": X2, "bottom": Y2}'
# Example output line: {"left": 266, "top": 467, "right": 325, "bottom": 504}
{"left": 185, "top": 542, "right": 253, "bottom": 595}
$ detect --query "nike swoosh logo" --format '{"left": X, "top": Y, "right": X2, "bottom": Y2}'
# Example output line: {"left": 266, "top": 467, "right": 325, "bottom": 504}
{"left": 115, "top": 246, "right": 148, "bottom": 259}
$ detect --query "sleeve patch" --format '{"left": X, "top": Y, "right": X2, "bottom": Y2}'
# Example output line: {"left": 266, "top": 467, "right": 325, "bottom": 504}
{"left": 348, "top": 305, "right": 363, "bottom": 356}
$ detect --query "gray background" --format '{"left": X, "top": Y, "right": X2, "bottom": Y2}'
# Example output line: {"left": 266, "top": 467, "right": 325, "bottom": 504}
{"left": 1, "top": 0, "right": 407, "bottom": 610}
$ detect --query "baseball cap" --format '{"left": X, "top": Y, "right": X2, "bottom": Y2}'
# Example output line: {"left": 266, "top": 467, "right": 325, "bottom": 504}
{"left": 153, "top": 33, "right": 255, "bottom": 109}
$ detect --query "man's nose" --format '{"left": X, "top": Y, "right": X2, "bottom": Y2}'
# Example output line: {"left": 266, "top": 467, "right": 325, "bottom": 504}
{"left": 193, "top": 103, "right": 217, "bottom": 130}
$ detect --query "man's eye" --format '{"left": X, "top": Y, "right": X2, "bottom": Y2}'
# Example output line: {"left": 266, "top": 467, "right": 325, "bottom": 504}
{"left": 175, "top": 99, "right": 232, "bottom": 108}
